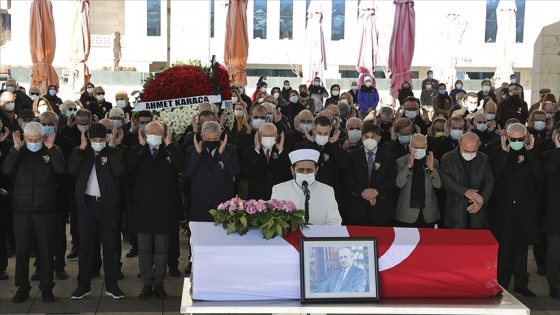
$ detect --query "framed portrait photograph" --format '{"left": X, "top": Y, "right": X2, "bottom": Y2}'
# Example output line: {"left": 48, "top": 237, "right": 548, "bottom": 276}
{"left": 299, "top": 237, "right": 379, "bottom": 304}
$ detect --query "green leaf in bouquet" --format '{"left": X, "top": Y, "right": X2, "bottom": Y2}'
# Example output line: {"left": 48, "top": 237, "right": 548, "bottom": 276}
{"left": 277, "top": 218, "right": 289, "bottom": 229}
{"left": 209, "top": 209, "right": 218, "bottom": 217}
{"left": 240, "top": 216, "right": 247, "bottom": 228}
{"left": 226, "top": 221, "right": 236, "bottom": 235}
{"left": 262, "top": 228, "right": 274, "bottom": 240}
{"left": 275, "top": 224, "right": 283, "bottom": 237}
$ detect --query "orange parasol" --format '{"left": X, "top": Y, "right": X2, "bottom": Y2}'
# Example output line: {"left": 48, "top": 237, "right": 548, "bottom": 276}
{"left": 70, "top": 0, "right": 91, "bottom": 93}
{"left": 224, "top": 0, "right": 249, "bottom": 86}
{"left": 30, "top": 0, "right": 59, "bottom": 93}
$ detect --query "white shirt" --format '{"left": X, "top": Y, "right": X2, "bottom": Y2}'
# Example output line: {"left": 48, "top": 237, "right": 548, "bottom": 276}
{"left": 271, "top": 180, "right": 342, "bottom": 226}
{"left": 84, "top": 163, "right": 101, "bottom": 197}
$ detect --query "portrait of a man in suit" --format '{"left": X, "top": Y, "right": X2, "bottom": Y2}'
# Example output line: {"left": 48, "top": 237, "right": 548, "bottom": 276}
{"left": 317, "top": 248, "right": 368, "bottom": 293}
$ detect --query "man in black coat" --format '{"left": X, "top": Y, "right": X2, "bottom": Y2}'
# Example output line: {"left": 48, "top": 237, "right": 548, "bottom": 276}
{"left": 489, "top": 124, "right": 541, "bottom": 297}
{"left": 67, "top": 124, "right": 126, "bottom": 300}
{"left": 241, "top": 123, "right": 291, "bottom": 200}
{"left": 0, "top": 126, "right": 11, "bottom": 280}
{"left": 497, "top": 86, "right": 528, "bottom": 125}
{"left": 284, "top": 110, "right": 313, "bottom": 152}
{"left": 1, "top": 79, "right": 32, "bottom": 114}
{"left": 1, "top": 122, "right": 65, "bottom": 303}
{"left": 0, "top": 91, "right": 20, "bottom": 134}
{"left": 401, "top": 96, "right": 431, "bottom": 135}
{"left": 127, "top": 122, "right": 184, "bottom": 300}
{"left": 345, "top": 123, "right": 396, "bottom": 226}
{"left": 542, "top": 128, "right": 560, "bottom": 299}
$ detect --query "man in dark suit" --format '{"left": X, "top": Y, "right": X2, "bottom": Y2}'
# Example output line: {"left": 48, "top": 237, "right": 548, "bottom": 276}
{"left": 241, "top": 123, "right": 291, "bottom": 200}
{"left": 345, "top": 123, "right": 396, "bottom": 226}
{"left": 440, "top": 132, "right": 495, "bottom": 229}
{"left": 317, "top": 248, "right": 368, "bottom": 293}
{"left": 401, "top": 96, "right": 431, "bottom": 135}
{"left": 284, "top": 110, "right": 313, "bottom": 152}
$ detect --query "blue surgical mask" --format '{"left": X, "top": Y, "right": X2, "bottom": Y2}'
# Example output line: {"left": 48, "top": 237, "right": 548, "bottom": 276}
{"left": 26, "top": 142, "right": 42, "bottom": 152}
{"left": 456, "top": 84, "right": 462, "bottom": 89}
{"left": 49, "top": 90, "right": 56, "bottom": 96}
{"left": 450, "top": 129, "right": 463, "bottom": 140}
{"left": 476, "top": 124, "right": 488, "bottom": 132}
{"left": 485, "top": 113, "right": 496, "bottom": 121}
{"left": 139, "top": 124, "right": 147, "bottom": 132}
{"left": 43, "top": 126, "right": 55, "bottom": 135}
{"left": 438, "top": 89, "right": 446, "bottom": 95}
{"left": 398, "top": 134, "right": 411, "bottom": 144}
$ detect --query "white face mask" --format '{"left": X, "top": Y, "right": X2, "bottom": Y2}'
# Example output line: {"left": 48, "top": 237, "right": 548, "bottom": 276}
{"left": 426, "top": 85, "right": 432, "bottom": 90}
{"left": 116, "top": 100, "right": 127, "bottom": 108}
{"left": 261, "top": 136, "right": 276, "bottom": 150}
{"left": 111, "top": 119, "right": 123, "bottom": 129}
{"left": 405, "top": 110, "right": 418, "bottom": 120}
{"left": 363, "top": 138, "right": 378, "bottom": 151}
{"left": 533, "top": 121, "right": 546, "bottom": 131}
{"left": 238, "top": 87, "right": 244, "bottom": 94}
{"left": 314, "top": 81, "right": 320, "bottom": 86}
{"left": 340, "top": 99, "right": 348, "bottom": 104}
{"left": 510, "top": 79, "right": 517, "bottom": 84}
{"left": 414, "top": 148, "right": 426, "bottom": 159}
{"left": 365, "top": 82, "right": 372, "bottom": 88}
{"left": 299, "top": 123, "right": 312, "bottom": 134}
{"left": 545, "top": 113, "right": 554, "bottom": 119}
{"left": 456, "top": 84, "right": 462, "bottom": 89}
{"left": 450, "top": 129, "right": 463, "bottom": 140}
{"left": 289, "top": 96, "right": 299, "bottom": 103}
{"left": 30, "top": 95, "right": 39, "bottom": 101}
{"left": 332, "top": 90, "right": 340, "bottom": 97}
{"left": 87, "top": 88, "right": 94, "bottom": 94}
{"left": 284, "top": 85, "right": 291, "bottom": 89}
{"left": 461, "top": 152, "right": 476, "bottom": 161}
{"left": 3, "top": 102, "right": 15, "bottom": 112}
{"left": 348, "top": 129, "right": 362, "bottom": 141}
{"left": 91, "top": 141, "right": 106, "bottom": 152}
{"left": 251, "top": 118, "right": 265, "bottom": 130}
{"left": 231, "top": 96, "right": 238, "bottom": 104}
{"left": 234, "top": 109, "right": 244, "bottom": 117}
{"left": 351, "top": 86, "right": 358, "bottom": 91}
{"left": 315, "top": 135, "right": 329, "bottom": 146}
{"left": 146, "top": 134, "right": 162, "bottom": 147}
{"left": 6, "top": 86, "right": 15, "bottom": 93}
{"left": 273, "top": 92, "right": 280, "bottom": 99}
{"left": 482, "top": 86, "right": 491, "bottom": 93}
{"left": 260, "top": 88, "right": 267, "bottom": 93}
{"left": 258, "top": 97, "right": 264, "bottom": 103}
{"left": 96, "top": 94, "right": 105, "bottom": 101}
{"left": 467, "top": 103, "right": 478, "bottom": 113}
{"left": 295, "top": 172, "right": 315, "bottom": 187}
{"left": 38, "top": 105, "right": 48, "bottom": 114}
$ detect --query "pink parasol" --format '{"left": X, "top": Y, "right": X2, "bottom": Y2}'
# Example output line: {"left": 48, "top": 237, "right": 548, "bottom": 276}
{"left": 388, "top": 0, "right": 415, "bottom": 98}
{"left": 302, "top": 1, "right": 327, "bottom": 85}
{"left": 356, "top": 0, "right": 378, "bottom": 87}
{"left": 69, "top": 0, "right": 91, "bottom": 93}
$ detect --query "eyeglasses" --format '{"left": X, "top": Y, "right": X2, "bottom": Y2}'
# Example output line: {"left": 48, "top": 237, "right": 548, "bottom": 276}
{"left": 475, "top": 121, "right": 487, "bottom": 124}
{"left": 509, "top": 137, "right": 525, "bottom": 142}
{"left": 96, "top": 92, "right": 105, "bottom": 96}
{"left": 67, "top": 108, "right": 77, "bottom": 111}
{"left": 30, "top": 93, "right": 40, "bottom": 96}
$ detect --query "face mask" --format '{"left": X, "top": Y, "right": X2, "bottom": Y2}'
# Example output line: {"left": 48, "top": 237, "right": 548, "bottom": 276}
{"left": 533, "top": 121, "right": 546, "bottom": 131}
{"left": 21, "top": 122, "right": 29, "bottom": 131}
{"left": 3, "top": 102, "right": 15, "bottom": 112}
{"left": 509, "top": 140, "right": 524, "bottom": 151}
{"left": 476, "top": 124, "right": 488, "bottom": 132}
{"left": 238, "top": 87, "right": 244, "bottom": 94}
{"left": 26, "top": 142, "right": 43, "bottom": 152}
{"left": 96, "top": 94, "right": 105, "bottom": 101}
{"left": 315, "top": 135, "right": 329, "bottom": 146}
{"left": 511, "top": 94, "right": 520, "bottom": 101}
{"left": 116, "top": 100, "right": 127, "bottom": 108}
{"left": 6, "top": 86, "right": 15, "bottom": 93}
{"left": 365, "top": 82, "right": 372, "bottom": 88}
{"left": 340, "top": 99, "right": 348, "bottom": 104}
{"left": 414, "top": 148, "right": 426, "bottom": 160}
{"left": 545, "top": 113, "right": 554, "bottom": 119}
{"left": 284, "top": 85, "right": 291, "bottom": 89}
{"left": 461, "top": 152, "right": 476, "bottom": 161}
{"left": 403, "top": 86, "right": 410, "bottom": 90}
{"left": 426, "top": 85, "right": 432, "bottom": 90}
{"left": 251, "top": 118, "right": 265, "bottom": 130}
{"left": 348, "top": 129, "right": 362, "bottom": 141}
{"left": 91, "top": 141, "right": 106, "bottom": 152}
{"left": 405, "top": 110, "right": 418, "bottom": 120}
{"left": 482, "top": 86, "right": 491, "bottom": 93}
{"left": 204, "top": 140, "right": 220, "bottom": 151}
{"left": 351, "top": 86, "right": 358, "bottom": 91}
{"left": 87, "top": 88, "right": 94, "bottom": 94}
{"left": 456, "top": 84, "right": 462, "bottom": 89}
{"left": 38, "top": 105, "right": 48, "bottom": 114}
{"left": 146, "top": 134, "right": 162, "bottom": 147}
{"left": 450, "top": 129, "right": 463, "bottom": 140}
{"left": 438, "top": 89, "right": 446, "bottom": 95}
{"left": 266, "top": 113, "right": 274, "bottom": 122}
{"left": 299, "top": 123, "right": 312, "bottom": 134}
{"left": 106, "top": 134, "right": 113, "bottom": 142}
{"left": 258, "top": 97, "right": 264, "bottom": 103}
{"left": 77, "top": 124, "right": 89, "bottom": 132}
{"left": 66, "top": 110, "right": 75, "bottom": 117}
{"left": 398, "top": 134, "right": 411, "bottom": 144}
{"left": 510, "top": 79, "right": 517, "bottom": 84}
{"left": 467, "top": 103, "right": 478, "bottom": 113}
{"left": 363, "top": 138, "right": 378, "bottom": 151}
{"left": 231, "top": 97, "right": 238, "bottom": 104}
{"left": 273, "top": 92, "right": 280, "bottom": 99}
{"left": 435, "top": 132, "right": 445, "bottom": 138}
{"left": 289, "top": 96, "right": 299, "bottom": 103}
{"left": 234, "top": 109, "right": 244, "bottom": 117}
{"left": 295, "top": 172, "right": 315, "bottom": 187}
{"left": 314, "top": 81, "right": 320, "bottom": 86}
{"left": 109, "top": 119, "right": 122, "bottom": 130}
{"left": 428, "top": 73, "right": 433, "bottom": 79}
{"left": 262, "top": 79, "right": 267, "bottom": 83}
{"left": 261, "top": 136, "right": 276, "bottom": 150}
{"left": 260, "top": 88, "right": 267, "bottom": 93}
{"left": 485, "top": 113, "right": 496, "bottom": 121}
{"left": 43, "top": 126, "right": 55, "bottom": 135}
{"left": 30, "top": 95, "right": 39, "bottom": 101}
{"left": 332, "top": 90, "right": 340, "bottom": 97}
{"left": 49, "top": 90, "right": 56, "bottom": 96}
{"left": 137, "top": 124, "right": 146, "bottom": 132}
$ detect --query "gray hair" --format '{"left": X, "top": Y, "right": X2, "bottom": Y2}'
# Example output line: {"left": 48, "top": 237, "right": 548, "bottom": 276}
{"left": 378, "top": 106, "right": 394, "bottom": 118}
{"left": 506, "top": 122, "right": 527, "bottom": 135}
{"left": 40, "top": 111, "right": 59, "bottom": 123}
{"left": 0, "top": 91, "right": 14, "bottom": 105}
{"left": 411, "top": 134, "right": 427, "bottom": 146}
{"left": 59, "top": 100, "right": 75, "bottom": 113}
{"left": 201, "top": 121, "right": 221, "bottom": 135}
{"left": 258, "top": 122, "right": 277, "bottom": 134}
{"left": 24, "top": 121, "right": 44, "bottom": 136}
{"left": 337, "top": 102, "right": 351, "bottom": 118}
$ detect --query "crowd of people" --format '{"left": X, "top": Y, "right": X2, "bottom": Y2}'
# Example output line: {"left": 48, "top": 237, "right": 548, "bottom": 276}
{"left": 0, "top": 72, "right": 559, "bottom": 303}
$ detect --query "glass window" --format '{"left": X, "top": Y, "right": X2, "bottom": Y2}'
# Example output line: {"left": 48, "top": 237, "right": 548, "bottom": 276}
{"left": 305, "top": 0, "right": 311, "bottom": 27}
{"left": 147, "top": 0, "right": 161, "bottom": 36}
{"left": 279, "top": 0, "right": 293, "bottom": 39}
{"left": 484, "top": 0, "right": 499, "bottom": 43}
{"left": 515, "top": 0, "right": 525, "bottom": 43}
{"left": 211, "top": 0, "right": 215, "bottom": 38}
{"left": 331, "top": 0, "right": 345, "bottom": 40}
{"left": 253, "top": 0, "right": 267, "bottom": 39}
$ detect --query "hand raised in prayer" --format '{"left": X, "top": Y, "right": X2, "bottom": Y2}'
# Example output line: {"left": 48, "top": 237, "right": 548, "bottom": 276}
{"left": 218, "top": 134, "right": 228, "bottom": 154}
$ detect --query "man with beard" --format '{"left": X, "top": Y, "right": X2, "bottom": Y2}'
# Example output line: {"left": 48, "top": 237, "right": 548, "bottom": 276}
{"left": 497, "top": 86, "right": 528, "bottom": 124}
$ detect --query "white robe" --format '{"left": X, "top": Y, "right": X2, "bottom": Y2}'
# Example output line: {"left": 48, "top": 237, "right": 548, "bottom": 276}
{"left": 271, "top": 180, "right": 342, "bottom": 226}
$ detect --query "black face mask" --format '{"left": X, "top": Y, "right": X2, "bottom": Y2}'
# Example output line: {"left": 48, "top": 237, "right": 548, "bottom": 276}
{"left": 380, "top": 122, "right": 392, "bottom": 130}
{"left": 204, "top": 140, "right": 220, "bottom": 151}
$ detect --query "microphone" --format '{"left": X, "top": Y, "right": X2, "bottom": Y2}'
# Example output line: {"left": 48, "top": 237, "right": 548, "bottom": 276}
{"left": 302, "top": 180, "right": 310, "bottom": 200}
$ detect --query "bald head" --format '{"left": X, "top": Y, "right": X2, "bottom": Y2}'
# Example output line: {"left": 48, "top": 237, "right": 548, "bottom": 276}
{"left": 459, "top": 132, "right": 480, "bottom": 153}
{"left": 319, "top": 110, "right": 334, "bottom": 122}
{"left": 0, "top": 91, "right": 15, "bottom": 105}
{"left": 346, "top": 117, "right": 362, "bottom": 130}
{"left": 473, "top": 113, "right": 486, "bottom": 122}
{"left": 99, "top": 118, "right": 114, "bottom": 130}
{"left": 146, "top": 121, "right": 164, "bottom": 135}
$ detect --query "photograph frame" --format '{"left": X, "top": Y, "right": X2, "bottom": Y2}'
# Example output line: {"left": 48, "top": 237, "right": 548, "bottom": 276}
{"left": 299, "top": 237, "right": 380, "bottom": 304}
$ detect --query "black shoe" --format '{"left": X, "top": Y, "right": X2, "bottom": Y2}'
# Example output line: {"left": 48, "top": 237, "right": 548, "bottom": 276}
{"left": 71, "top": 287, "right": 91, "bottom": 300}
{"left": 0, "top": 270, "right": 8, "bottom": 280}
{"left": 168, "top": 267, "right": 181, "bottom": 278}
{"left": 153, "top": 283, "right": 167, "bottom": 300}
{"left": 12, "top": 289, "right": 30, "bottom": 303}
{"left": 42, "top": 290, "right": 55, "bottom": 303}
{"left": 105, "top": 285, "right": 125, "bottom": 299}
{"left": 31, "top": 271, "right": 40, "bottom": 281}
{"left": 55, "top": 270, "right": 68, "bottom": 280}
{"left": 514, "top": 287, "right": 536, "bottom": 298}
{"left": 66, "top": 247, "right": 79, "bottom": 259}
{"left": 184, "top": 262, "right": 191, "bottom": 276}
{"left": 550, "top": 288, "right": 560, "bottom": 299}
{"left": 139, "top": 284, "right": 152, "bottom": 300}
{"left": 537, "top": 266, "right": 546, "bottom": 276}
{"left": 125, "top": 248, "right": 138, "bottom": 258}
{"left": 117, "top": 270, "right": 124, "bottom": 280}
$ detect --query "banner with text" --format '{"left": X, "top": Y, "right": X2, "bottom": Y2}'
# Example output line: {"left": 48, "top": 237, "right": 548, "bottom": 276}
{"left": 132, "top": 94, "right": 223, "bottom": 111}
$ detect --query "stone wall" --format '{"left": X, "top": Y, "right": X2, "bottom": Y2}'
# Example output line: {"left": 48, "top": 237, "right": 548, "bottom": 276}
{"left": 532, "top": 21, "right": 560, "bottom": 105}
{"left": 89, "top": 0, "right": 125, "bottom": 35}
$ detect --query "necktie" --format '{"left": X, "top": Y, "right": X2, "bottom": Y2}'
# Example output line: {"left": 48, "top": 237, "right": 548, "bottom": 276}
{"left": 265, "top": 149, "right": 270, "bottom": 163}
{"left": 334, "top": 269, "right": 347, "bottom": 292}
{"left": 367, "top": 151, "right": 374, "bottom": 179}
{"left": 152, "top": 148, "right": 158, "bottom": 159}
